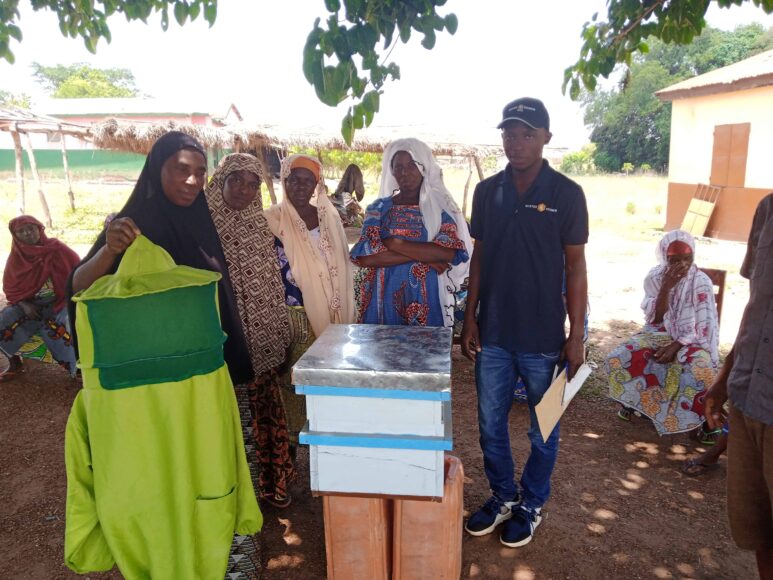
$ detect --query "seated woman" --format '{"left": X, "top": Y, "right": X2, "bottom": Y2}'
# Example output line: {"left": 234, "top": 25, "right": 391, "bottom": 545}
{"left": 1, "top": 215, "right": 80, "bottom": 381}
{"left": 265, "top": 154, "right": 355, "bottom": 443}
{"left": 350, "top": 138, "right": 472, "bottom": 327}
{"left": 606, "top": 230, "right": 719, "bottom": 436}
{"left": 330, "top": 163, "right": 365, "bottom": 227}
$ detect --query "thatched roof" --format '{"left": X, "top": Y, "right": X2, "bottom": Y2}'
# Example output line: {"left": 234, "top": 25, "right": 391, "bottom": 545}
{"left": 89, "top": 117, "right": 500, "bottom": 158}
{"left": 0, "top": 107, "right": 92, "bottom": 139}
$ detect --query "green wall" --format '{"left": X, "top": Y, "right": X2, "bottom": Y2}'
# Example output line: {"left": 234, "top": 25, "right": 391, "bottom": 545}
{"left": 1, "top": 148, "right": 228, "bottom": 177}
{"left": 0, "top": 149, "right": 146, "bottom": 177}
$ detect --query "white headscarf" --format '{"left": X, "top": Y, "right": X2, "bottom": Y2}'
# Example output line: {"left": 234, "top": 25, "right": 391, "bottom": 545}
{"left": 379, "top": 138, "right": 473, "bottom": 327}
{"left": 642, "top": 229, "right": 719, "bottom": 364}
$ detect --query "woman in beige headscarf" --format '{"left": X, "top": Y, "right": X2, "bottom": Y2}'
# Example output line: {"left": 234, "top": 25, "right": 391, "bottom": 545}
{"left": 265, "top": 154, "right": 356, "bottom": 439}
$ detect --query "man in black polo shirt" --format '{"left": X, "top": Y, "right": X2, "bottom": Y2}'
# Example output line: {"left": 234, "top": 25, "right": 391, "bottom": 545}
{"left": 462, "top": 97, "right": 588, "bottom": 547}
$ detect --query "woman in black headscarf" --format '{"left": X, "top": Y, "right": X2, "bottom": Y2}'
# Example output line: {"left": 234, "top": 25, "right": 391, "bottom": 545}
{"left": 69, "top": 131, "right": 252, "bottom": 384}
{"left": 69, "top": 131, "right": 269, "bottom": 577}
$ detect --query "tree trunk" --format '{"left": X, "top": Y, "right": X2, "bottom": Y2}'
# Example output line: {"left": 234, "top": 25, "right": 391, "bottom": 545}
{"left": 462, "top": 156, "right": 473, "bottom": 218}
{"left": 473, "top": 154, "right": 485, "bottom": 181}
{"left": 59, "top": 128, "right": 76, "bottom": 210}
{"left": 10, "top": 127, "right": 25, "bottom": 215}
{"left": 21, "top": 132, "right": 53, "bottom": 228}
{"left": 259, "top": 146, "right": 278, "bottom": 205}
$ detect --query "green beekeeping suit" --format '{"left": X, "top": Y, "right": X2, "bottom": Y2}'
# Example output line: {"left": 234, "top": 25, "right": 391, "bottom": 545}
{"left": 64, "top": 236, "right": 262, "bottom": 579}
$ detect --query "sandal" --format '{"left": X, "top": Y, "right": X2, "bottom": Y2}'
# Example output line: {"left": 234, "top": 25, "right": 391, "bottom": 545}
{"left": 617, "top": 406, "right": 634, "bottom": 421}
{"left": 0, "top": 368, "right": 23, "bottom": 383}
{"left": 699, "top": 426, "right": 722, "bottom": 446}
{"left": 262, "top": 491, "right": 292, "bottom": 509}
{"left": 681, "top": 458, "right": 720, "bottom": 477}
{"left": 0, "top": 356, "right": 25, "bottom": 383}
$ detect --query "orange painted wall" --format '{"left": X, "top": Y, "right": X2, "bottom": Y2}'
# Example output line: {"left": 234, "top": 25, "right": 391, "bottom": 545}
{"left": 665, "top": 182, "right": 772, "bottom": 241}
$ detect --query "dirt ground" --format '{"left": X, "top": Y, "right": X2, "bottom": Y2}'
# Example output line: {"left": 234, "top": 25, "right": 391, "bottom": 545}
{"left": 0, "top": 328, "right": 755, "bottom": 579}
{"left": 0, "top": 205, "right": 757, "bottom": 579}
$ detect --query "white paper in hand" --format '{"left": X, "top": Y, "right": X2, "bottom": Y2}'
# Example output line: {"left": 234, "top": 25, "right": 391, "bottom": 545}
{"left": 562, "top": 363, "right": 592, "bottom": 406}
{"left": 535, "top": 363, "right": 593, "bottom": 441}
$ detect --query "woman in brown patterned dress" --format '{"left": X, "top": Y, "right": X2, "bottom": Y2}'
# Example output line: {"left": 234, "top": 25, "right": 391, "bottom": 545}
{"left": 204, "top": 153, "right": 295, "bottom": 511}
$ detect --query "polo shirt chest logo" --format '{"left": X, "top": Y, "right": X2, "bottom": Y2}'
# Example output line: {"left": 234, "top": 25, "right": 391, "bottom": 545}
{"left": 525, "top": 203, "right": 558, "bottom": 213}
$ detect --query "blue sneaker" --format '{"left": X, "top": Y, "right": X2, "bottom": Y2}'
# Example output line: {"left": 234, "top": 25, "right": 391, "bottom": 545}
{"left": 465, "top": 494, "right": 521, "bottom": 536}
{"left": 500, "top": 505, "right": 543, "bottom": 547}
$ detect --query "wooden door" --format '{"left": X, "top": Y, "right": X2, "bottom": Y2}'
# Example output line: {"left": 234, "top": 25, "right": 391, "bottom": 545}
{"left": 710, "top": 123, "right": 750, "bottom": 187}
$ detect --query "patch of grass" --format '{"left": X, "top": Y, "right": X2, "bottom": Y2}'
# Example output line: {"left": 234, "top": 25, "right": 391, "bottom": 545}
{"left": 579, "top": 340, "right": 609, "bottom": 401}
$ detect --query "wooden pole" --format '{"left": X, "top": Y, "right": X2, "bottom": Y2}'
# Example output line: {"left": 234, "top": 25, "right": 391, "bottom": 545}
{"left": 473, "top": 154, "right": 485, "bottom": 181}
{"left": 21, "top": 132, "right": 53, "bottom": 228}
{"left": 462, "top": 156, "right": 473, "bottom": 218}
{"left": 59, "top": 127, "right": 76, "bottom": 210}
{"left": 259, "top": 145, "right": 278, "bottom": 205}
{"left": 10, "top": 126, "right": 25, "bottom": 215}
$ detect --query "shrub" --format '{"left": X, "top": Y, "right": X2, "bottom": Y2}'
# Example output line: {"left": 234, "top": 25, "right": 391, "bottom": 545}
{"left": 560, "top": 144, "right": 597, "bottom": 175}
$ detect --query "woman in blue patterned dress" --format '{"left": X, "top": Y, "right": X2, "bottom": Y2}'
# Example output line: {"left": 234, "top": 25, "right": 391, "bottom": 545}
{"left": 351, "top": 138, "right": 472, "bottom": 327}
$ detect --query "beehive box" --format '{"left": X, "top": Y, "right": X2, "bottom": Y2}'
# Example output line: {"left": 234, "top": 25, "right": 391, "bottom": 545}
{"left": 293, "top": 324, "right": 453, "bottom": 499}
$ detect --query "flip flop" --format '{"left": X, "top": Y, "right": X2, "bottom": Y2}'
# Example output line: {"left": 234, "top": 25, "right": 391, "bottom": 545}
{"left": 699, "top": 427, "right": 722, "bottom": 446}
{"left": 261, "top": 491, "right": 292, "bottom": 509}
{"left": 0, "top": 367, "right": 24, "bottom": 383}
{"left": 0, "top": 371, "right": 24, "bottom": 383}
{"left": 681, "top": 458, "right": 720, "bottom": 477}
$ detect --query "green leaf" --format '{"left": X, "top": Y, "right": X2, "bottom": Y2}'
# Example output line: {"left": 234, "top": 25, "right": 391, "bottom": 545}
{"left": 341, "top": 110, "right": 354, "bottom": 146}
{"left": 7, "top": 24, "right": 22, "bottom": 42}
{"left": 421, "top": 29, "right": 436, "bottom": 49}
{"left": 204, "top": 1, "right": 217, "bottom": 26}
{"left": 316, "top": 65, "right": 348, "bottom": 106}
{"left": 399, "top": 22, "right": 411, "bottom": 43}
{"left": 444, "top": 13, "right": 458, "bottom": 35}
{"left": 174, "top": 2, "right": 188, "bottom": 27}
{"left": 363, "top": 90, "right": 380, "bottom": 112}
{"left": 188, "top": 2, "right": 201, "bottom": 21}
{"left": 361, "top": 23, "right": 378, "bottom": 47}
{"left": 352, "top": 106, "right": 364, "bottom": 129}
{"left": 303, "top": 41, "right": 322, "bottom": 84}
{"left": 325, "top": 0, "right": 340, "bottom": 11}
{"left": 350, "top": 75, "right": 366, "bottom": 98}
{"left": 569, "top": 79, "right": 580, "bottom": 100}
{"left": 161, "top": 7, "right": 169, "bottom": 31}
{"left": 363, "top": 105, "right": 374, "bottom": 127}
{"left": 344, "top": 0, "right": 362, "bottom": 18}
{"left": 2, "top": 48, "right": 15, "bottom": 65}
{"left": 84, "top": 34, "right": 98, "bottom": 54}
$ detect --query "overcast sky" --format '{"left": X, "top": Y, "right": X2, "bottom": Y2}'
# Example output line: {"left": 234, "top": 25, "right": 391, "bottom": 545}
{"left": 2, "top": 1, "right": 772, "bottom": 149}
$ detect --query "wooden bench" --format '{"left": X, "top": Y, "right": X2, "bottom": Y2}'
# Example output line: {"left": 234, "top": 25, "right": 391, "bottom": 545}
{"left": 699, "top": 267, "right": 726, "bottom": 326}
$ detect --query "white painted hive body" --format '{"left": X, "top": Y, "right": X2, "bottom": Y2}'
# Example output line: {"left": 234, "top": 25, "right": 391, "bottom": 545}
{"left": 293, "top": 324, "right": 453, "bottom": 498}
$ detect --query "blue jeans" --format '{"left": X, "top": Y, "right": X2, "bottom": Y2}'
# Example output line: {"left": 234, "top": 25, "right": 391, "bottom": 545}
{"left": 475, "top": 344, "right": 561, "bottom": 509}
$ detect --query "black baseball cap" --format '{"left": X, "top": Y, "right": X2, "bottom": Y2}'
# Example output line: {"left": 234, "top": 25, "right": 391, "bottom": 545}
{"left": 497, "top": 97, "right": 550, "bottom": 131}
